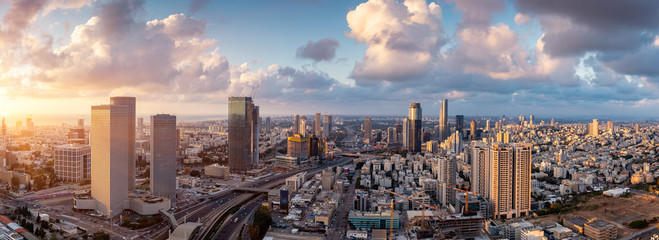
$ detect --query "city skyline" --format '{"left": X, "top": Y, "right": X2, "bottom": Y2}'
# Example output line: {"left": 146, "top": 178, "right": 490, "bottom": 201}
{"left": 1, "top": 0, "right": 659, "bottom": 117}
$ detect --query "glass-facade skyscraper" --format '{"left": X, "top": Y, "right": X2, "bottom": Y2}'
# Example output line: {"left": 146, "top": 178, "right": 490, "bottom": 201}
{"left": 439, "top": 99, "right": 448, "bottom": 142}
{"left": 228, "top": 97, "right": 259, "bottom": 173}
{"left": 150, "top": 114, "right": 177, "bottom": 206}
{"left": 408, "top": 103, "right": 422, "bottom": 152}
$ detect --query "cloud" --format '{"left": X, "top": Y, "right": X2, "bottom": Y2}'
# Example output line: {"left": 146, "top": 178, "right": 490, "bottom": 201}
{"left": 0, "top": 0, "right": 48, "bottom": 45}
{"left": 188, "top": 0, "right": 210, "bottom": 15}
{"left": 346, "top": 0, "right": 445, "bottom": 84}
{"left": 514, "top": 0, "right": 659, "bottom": 57}
{"left": 447, "top": 0, "right": 505, "bottom": 29}
{"left": 604, "top": 48, "right": 659, "bottom": 77}
{"left": 43, "top": 0, "right": 93, "bottom": 15}
{"left": 514, "top": 13, "right": 529, "bottom": 25}
{"left": 295, "top": 37, "right": 340, "bottom": 62}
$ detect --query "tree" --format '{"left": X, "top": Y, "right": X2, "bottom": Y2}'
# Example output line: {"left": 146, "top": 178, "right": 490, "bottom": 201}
{"left": 92, "top": 231, "right": 110, "bottom": 240}
{"left": 189, "top": 170, "right": 201, "bottom": 177}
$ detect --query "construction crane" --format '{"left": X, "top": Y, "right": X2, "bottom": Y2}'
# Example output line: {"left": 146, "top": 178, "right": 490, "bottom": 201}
{"left": 437, "top": 183, "right": 483, "bottom": 215}
{"left": 382, "top": 190, "right": 426, "bottom": 240}
{"left": 384, "top": 189, "right": 445, "bottom": 239}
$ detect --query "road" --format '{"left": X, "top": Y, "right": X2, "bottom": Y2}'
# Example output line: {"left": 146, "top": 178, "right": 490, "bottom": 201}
{"left": 213, "top": 198, "right": 262, "bottom": 240}
{"left": 326, "top": 170, "right": 357, "bottom": 240}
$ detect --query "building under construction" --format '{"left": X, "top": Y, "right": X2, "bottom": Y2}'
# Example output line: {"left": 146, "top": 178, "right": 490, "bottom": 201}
{"left": 406, "top": 210, "right": 485, "bottom": 239}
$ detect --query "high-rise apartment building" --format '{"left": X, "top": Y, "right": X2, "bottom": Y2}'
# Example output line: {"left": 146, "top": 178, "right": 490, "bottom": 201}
{"left": 150, "top": 114, "right": 177, "bottom": 206}
{"left": 496, "top": 132, "right": 510, "bottom": 143}
{"left": 408, "top": 103, "right": 422, "bottom": 152}
{"left": 402, "top": 118, "right": 409, "bottom": 149}
{"left": 590, "top": 119, "right": 599, "bottom": 137}
{"left": 364, "top": 117, "right": 372, "bottom": 144}
{"left": 54, "top": 144, "right": 91, "bottom": 183}
{"left": 394, "top": 121, "right": 402, "bottom": 144}
{"left": 387, "top": 127, "right": 396, "bottom": 144}
{"left": 77, "top": 119, "right": 84, "bottom": 128}
{"left": 439, "top": 99, "right": 449, "bottom": 142}
{"left": 228, "top": 97, "right": 259, "bottom": 173}
{"left": 323, "top": 114, "right": 332, "bottom": 138}
{"left": 529, "top": 115, "right": 535, "bottom": 126}
{"left": 314, "top": 113, "right": 322, "bottom": 136}
{"left": 471, "top": 142, "right": 490, "bottom": 199}
{"left": 456, "top": 115, "right": 464, "bottom": 135}
{"left": 299, "top": 116, "right": 307, "bottom": 137}
{"left": 606, "top": 120, "right": 613, "bottom": 133}
{"left": 489, "top": 143, "right": 532, "bottom": 219}
{"left": 265, "top": 117, "right": 271, "bottom": 132}
{"left": 2, "top": 116, "right": 6, "bottom": 140}
{"left": 137, "top": 117, "right": 144, "bottom": 139}
{"left": 438, "top": 155, "right": 456, "bottom": 206}
{"left": 109, "top": 96, "right": 136, "bottom": 192}
{"left": 91, "top": 101, "right": 132, "bottom": 218}
{"left": 514, "top": 143, "right": 532, "bottom": 218}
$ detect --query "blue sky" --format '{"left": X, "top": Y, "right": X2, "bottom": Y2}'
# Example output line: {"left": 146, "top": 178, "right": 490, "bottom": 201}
{"left": 1, "top": 0, "right": 659, "bottom": 119}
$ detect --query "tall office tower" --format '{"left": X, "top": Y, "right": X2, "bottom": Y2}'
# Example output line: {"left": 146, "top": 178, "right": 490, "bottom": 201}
{"left": 265, "top": 117, "right": 271, "bottom": 132}
{"left": 314, "top": 113, "right": 322, "bottom": 136}
{"left": 402, "top": 118, "right": 409, "bottom": 148}
{"left": 529, "top": 115, "right": 535, "bottom": 126}
{"left": 137, "top": 117, "right": 144, "bottom": 139}
{"left": 490, "top": 143, "right": 514, "bottom": 219}
{"left": 550, "top": 118, "right": 555, "bottom": 127}
{"left": 635, "top": 123, "right": 639, "bottom": 133}
{"left": 606, "top": 120, "right": 613, "bottom": 133}
{"left": 293, "top": 114, "right": 300, "bottom": 134}
{"left": 77, "top": 119, "right": 84, "bottom": 128}
{"left": 54, "top": 144, "right": 91, "bottom": 183}
{"left": 15, "top": 121, "right": 22, "bottom": 130}
{"left": 394, "top": 121, "right": 402, "bottom": 144}
{"left": 228, "top": 97, "right": 259, "bottom": 173}
{"left": 299, "top": 116, "right": 307, "bottom": 137}
{"left": 363, "top": 117, "right": 372, "bottom": 144}
{"left": 513, "top": 143, "right": 532, "bottom": 218}
{"left": 450, "top": 131, "right": 463, "bottom": 153}
{"left": 253, "top": 107, "right": 260, "bottom": 166}
{"left": 26, "top": 118, "right": 33, "bottom": 130}
{"left": 110, "top": 96, "right": 137, "bottom": 192}
{"left": 91, "top": 101, "right": 132, "bottom": 218}
{"left": 471, "top": 142, "right": 490, "bottom": 199}
{"left": 439, "top": 99, "right": 449, "bottom": 142}
{"left": 438, "top": 155, "right": 457, "bottom": 206}
{"left": 387, "top": 127, "right": 396, "bottom": 144}
{"left": 485, "top": 119, "right": 490, "bottom": 131}
{"left": 408, "top": 103, "right": 422, "bottom": 152}
{"left": 323, "top": 114, "right": 332, "bottom": 138}
{"left": 469, "top": 119, "right": 477, "bottom": 141}
{"left": 455, "top": 115, "right": 464, "bottom": 134}
{"left": 590, "top": 119, "right": 599, "bottom": 137}
{"left": 150, "top": 114, "right": 177, "bottom": 206}
{"left": 518, "top": 114, "right": 525, "bottom": 125}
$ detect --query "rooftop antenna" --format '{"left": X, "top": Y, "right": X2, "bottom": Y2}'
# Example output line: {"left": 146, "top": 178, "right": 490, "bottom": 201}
{"left": 250, "top": 83, "right": 261, "bottom": 98}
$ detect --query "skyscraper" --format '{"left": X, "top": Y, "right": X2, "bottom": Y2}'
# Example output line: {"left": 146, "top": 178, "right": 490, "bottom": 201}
{"left": 514, "top": 143, "right": 532, "bottom": 218}
{"left": 471, "top": 142, "right": 490, "bottom": 199}
{"left": 91, "top": 101, "right": 132, "bottom": 218}
{"left": 402, "top": 118, "right": 409, "bottom": 149}
{"left": 265, "top": 117, "right": 271, "bottom": 132}
{"left": 299, "top": 116, "right": 307, "bottom": 137}
{"left": 54, "top": 144, "right": 91, "bottom": 183}
{"left": 387, "top": 127, "right": 396, "bottom": 144}
{"left": 408, "top": 103, "right": 422, "bottom": 152}
{"left": 77, "top": 119, "right": 84, "bottom": 128}
{"left": 439, "top": 99, "right": 448, "bottom": 142}
{"left": 438, "top": 155, "right": 456, "bottom": 206}
{"left": 455, "top": 115, "right": 464, "bottom": 135}
{"left": 109, "top": 96, "right": 136, "bottom": 192}
{"left": 490, "top": 143, "right": 532, "bottom": 219}
{"left": 293, "top": 114, "right": 300, "bottom": 134}
{"left": 490, "top": 143, "right": 513, "bottom": 219}
{"left": 1, "top": 116, "right": 6, "bottom": 140}
{"left": 323, "top": 114, "right": 332, "bottom": 138}
{"left": 150, "top": 114, "right": 177, "bottom": 206}
{"left": 606, "top": 120, "right": 613, "bottom": 133}
{"left": 137, "top": 117, "right": 144, "bottom": 139}
{"left": 363, "top": 117, "right": 372, "bottom": 144}
{"left": 529, "top": 115, "right": 535, "bottom": 126}
{"left": 228, "top": 97, "right": 259, "bottom": 173}
{"left": 470, "top": 119, "right": 477, "bottom": 141}
{"left": 590, "top": 119, "right": 599, "bottom": 137}
{"left": 394, "top": 121, "right": 402, "bottom": 144}
{"left": 314, "top": 113, "right": 322, "bottom": 136}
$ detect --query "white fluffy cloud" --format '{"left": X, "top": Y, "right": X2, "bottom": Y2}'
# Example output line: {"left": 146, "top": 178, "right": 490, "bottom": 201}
{"left": 346, "top": 0, "right": 445, "bottom": 84}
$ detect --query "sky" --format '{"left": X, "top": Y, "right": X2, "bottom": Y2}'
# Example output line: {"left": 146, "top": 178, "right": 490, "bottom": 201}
{"left": 1, "top": 0, "right": 659, "bottom": 121}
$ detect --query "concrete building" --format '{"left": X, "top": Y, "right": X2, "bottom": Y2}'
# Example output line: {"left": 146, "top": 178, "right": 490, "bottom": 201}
{"left": 90, "top": 99, "right": 133, "bottom": 218}
{"left": 321, "top": 169, "right": 333, "bottom": 191}
{"left": 204, "top": 164, "right": 230, "bottom": 179}
{"left": 348, "top": 211, "right": 399, "bottom": 229}
{"left": 514, "top": 143, "right": 532, "bottom": 218}
{"left": 438, "top": 156, "right": 457, "bottom": 206}
{"left": 314, "top": 113, "right": 322, "bottom": 137}
{"left": 287, "top": 134, "right": 309, "bottom": 159}
{"left": 521, "top": 227, "right": 547, "bottom": 240}
{"left": 54, "top": 144, "right": 91, "bottom": 183}
{"left": 455, "top": 115, "right": 464, "bottom": 134}
{"left": 409, "top": 103, "right": 422, "bottom": 152}
{"left": 150, "top": 114, "right": 177, "bottom": 206}
{"left": 323, "top": 114, "right": 332, "bottom": 138}
{"left": 228, "top": 97, "right": 259, "bottom": 173}
{"left": 293, "top": 114, "right": 300, "bottom": 134}
{"left": 471, "top": 141, "right": 490, "bottom": 199}
{"left": 285, "top": 172, "right": 305, "bottom": 192}
{"left": 402, "top": 118, "right": 409, "bottom": 149}
{"left": 584, "top": 219, "right": 617, "bottom": 240}
{"left": 470, "top": 119, "right": 477, "bottom": 141}
{"left": 109, "top": 96, "right": 136, "bottom": 192}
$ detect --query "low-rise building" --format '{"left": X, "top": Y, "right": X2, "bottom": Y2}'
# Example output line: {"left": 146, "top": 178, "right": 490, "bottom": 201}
{"left": 584, "top": 219, "right": 617, "bottom": 240}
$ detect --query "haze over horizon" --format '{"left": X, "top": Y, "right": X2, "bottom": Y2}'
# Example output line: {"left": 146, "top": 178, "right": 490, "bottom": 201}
{"left": 2, "top": 0, "right": 659, "bottom": 118}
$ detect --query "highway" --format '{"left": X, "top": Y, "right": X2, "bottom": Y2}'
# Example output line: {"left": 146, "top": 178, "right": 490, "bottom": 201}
{"left": 212, "top": 198, "right": 262, "bottom": 240}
